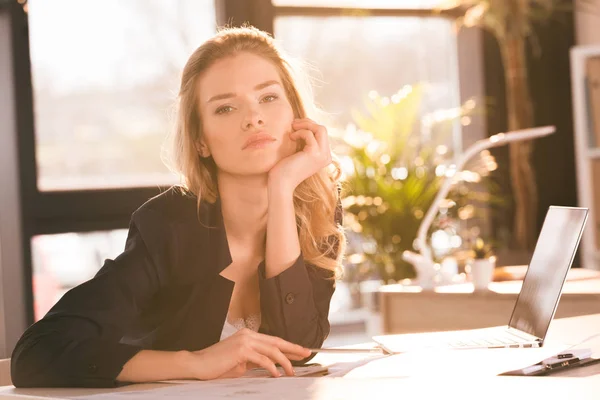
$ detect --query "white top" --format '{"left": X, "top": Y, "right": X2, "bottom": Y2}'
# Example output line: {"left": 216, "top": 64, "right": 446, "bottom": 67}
{"left": 220, "top": 313, "right": 262, "bottom": 341}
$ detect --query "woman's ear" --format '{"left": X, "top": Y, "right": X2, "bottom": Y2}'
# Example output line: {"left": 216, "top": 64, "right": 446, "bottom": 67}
{"left": 196, "top": 141, "right": 211, "bottom": 158}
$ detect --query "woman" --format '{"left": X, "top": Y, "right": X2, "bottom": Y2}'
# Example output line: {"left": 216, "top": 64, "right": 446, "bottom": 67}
{"left": 11, "top": 26, "right": 346, "bottom": 387}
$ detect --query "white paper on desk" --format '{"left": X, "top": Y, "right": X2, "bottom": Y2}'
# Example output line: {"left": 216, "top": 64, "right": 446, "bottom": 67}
{"left": 343, "top": 345, "right": 569, "bottom": 378}
{"left": 324, "top": 354, "right": 389, "bottom": 377}
{"left": 154, "top": 364, "right": 328, "bottom": 384}
{"left": 67, "top": 375, "right": 600, "bottom": 400}
{"left": 71, "top": 377, "right": 331, "bottom": 400}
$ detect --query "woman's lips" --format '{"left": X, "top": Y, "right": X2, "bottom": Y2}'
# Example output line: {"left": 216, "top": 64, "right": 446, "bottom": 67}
{"left": 242, "top": 133, "right": 277, "bottom": 150}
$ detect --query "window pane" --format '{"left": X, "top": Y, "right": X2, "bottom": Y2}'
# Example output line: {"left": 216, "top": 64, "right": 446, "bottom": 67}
{"left": 31, "top": 230, "right": 128, "bottom": 321}
{"left": 273, "top": 0, "right": 447, "bottom": 8}
{"left": 274, "top": 16, "right": 461, "bottom": 148}
{"left": 27, "top": 0, "right": 216, "bottom": 191}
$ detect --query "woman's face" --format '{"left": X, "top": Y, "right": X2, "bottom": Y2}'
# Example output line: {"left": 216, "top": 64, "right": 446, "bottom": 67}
{"left": 196, "top": 52, "right": 297, "bottom": 177}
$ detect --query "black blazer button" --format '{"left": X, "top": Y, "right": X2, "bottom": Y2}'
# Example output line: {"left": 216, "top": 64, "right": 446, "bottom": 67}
{"left": 88, "top": 364, "right": 98, "bottom": 374}
{"left": 285, "top": 293, "right": 295, "bottom": 304}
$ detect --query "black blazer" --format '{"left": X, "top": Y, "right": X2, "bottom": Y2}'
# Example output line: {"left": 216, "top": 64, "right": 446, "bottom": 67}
{"left": 11, "top": 187, "right": 341, "bottom": 388}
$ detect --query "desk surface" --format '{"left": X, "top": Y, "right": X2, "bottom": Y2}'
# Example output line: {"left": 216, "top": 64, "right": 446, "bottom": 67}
{"left": 1, "top": 314, "right": 600, "bottom": 400}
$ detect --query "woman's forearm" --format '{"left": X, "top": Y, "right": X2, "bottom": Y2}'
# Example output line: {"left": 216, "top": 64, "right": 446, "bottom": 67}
{"left": 117, "top": 350, "right": 194, "bottom": 383}
{"left": 265, "top": 181, "right": 301, "bottom": 279}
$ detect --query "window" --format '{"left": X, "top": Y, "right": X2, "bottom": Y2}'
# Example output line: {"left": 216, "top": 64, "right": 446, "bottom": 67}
{"left": 28, "top": 0, "right": 216, "bottom": 191}
{"left": 19, "top": 0, "right": 218, "bottom": 325}
{"left": 31, "top": 230, "right": 128, "bottom": 321}
{"left": 274, "top": 16, "right": 460, "bottom": 138}
{"left": 273, "top": 1, "right": 470, "bottom": 324}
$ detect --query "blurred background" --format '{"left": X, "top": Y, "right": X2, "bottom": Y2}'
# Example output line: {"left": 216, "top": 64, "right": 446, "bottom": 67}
{"left": 2, "top": 0, "right": 600, "bottom": 354}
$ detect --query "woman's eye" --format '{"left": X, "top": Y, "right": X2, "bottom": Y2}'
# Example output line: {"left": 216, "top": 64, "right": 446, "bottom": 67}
{"left": 215, "top": 105, "right": 234, "bottom": 115}
{"left": 261, "top": 94, "right": 279, "bottom": 103}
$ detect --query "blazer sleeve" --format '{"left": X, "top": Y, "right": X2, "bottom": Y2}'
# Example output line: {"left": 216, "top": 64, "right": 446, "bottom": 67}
{"left": 258, "top": 201, "right": 343, "bottom": 352}
{"left": 11, "top": 208, "right": 170, "bottom": 388}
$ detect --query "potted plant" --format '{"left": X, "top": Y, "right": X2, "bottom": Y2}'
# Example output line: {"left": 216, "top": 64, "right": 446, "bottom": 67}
{"left": 468, "top": 237, "right": 496, "bottom": 291}
{"left": 338, "top": 83, "right": 501, "bottom": 283}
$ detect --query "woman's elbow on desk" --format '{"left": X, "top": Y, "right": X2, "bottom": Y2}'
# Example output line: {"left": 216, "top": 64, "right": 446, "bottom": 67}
{"left": 10, "top": 326, "right": 143, "bottom": 388}
{"left": 10, "top": 332, "right": 70, "bottom": 388}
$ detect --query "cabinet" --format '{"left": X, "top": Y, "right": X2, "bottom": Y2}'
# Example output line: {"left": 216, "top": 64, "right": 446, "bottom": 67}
{"left": 378, "top": 267, "right": 600, "bottom": 334}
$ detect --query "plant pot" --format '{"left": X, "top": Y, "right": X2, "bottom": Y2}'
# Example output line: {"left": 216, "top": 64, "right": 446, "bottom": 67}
{"left": 468, "top": 256, "right": 496, "bottom": 292}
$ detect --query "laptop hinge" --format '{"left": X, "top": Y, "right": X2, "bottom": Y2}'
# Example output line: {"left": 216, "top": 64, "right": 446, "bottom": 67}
{"left": 507, "top": 327, "right": 543, "bottom": 343}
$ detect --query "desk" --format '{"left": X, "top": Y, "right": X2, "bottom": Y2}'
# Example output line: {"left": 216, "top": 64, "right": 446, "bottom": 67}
{"left": 1, "top": 314, "right": 599, "bottom": 399}
{"left": 379, "top": 267, "right": 600, "bottom": 334}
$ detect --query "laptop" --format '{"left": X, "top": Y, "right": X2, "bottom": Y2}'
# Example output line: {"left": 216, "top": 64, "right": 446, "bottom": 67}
{"left": 373, "top": 206, "right": 589, "bottom": 354}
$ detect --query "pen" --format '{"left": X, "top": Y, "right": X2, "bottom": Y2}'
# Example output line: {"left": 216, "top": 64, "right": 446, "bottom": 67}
{"left": 307, "top": 347, "right": 383, "bottom": 354}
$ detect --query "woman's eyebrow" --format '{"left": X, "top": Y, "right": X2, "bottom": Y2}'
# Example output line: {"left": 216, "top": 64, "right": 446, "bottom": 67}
{"left": 206, "top": 80, "right": 281, "bottom": 103}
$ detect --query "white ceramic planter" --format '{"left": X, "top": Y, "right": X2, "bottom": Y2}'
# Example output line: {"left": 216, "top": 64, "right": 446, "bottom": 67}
{"left": 469, "top": 256, "right": 496, "bottom": 291}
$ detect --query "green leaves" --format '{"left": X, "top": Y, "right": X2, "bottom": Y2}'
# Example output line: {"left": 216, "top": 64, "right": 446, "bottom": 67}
{"left": 341, "top": 83, "right": 499, "bottom": 282}
{"left": 342, "top": 84, "right": 455, "bottom": 281}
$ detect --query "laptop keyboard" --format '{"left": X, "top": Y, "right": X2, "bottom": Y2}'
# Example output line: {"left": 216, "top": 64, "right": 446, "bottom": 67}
{"left": 448, "top": 333, "right": 532, "bottom": 348}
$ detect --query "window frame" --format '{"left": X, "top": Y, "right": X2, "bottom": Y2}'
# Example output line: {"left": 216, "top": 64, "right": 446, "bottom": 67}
{"left": 0, "top": 0, "right": 30, "bottom": 358}
{"left": 269, "top": 1, "right": 485, "bottom": 152}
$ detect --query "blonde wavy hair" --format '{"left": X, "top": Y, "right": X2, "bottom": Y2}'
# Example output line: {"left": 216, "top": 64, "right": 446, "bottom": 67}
{"left": 166, "top": 26, "right": 346, "bottom": 274}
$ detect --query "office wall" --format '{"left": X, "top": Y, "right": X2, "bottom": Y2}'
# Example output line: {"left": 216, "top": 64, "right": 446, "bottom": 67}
{"left": 0, "top": 6, "right": 27, "bottom": 359}
{"left": 576, "top": 1, "right": 600, "bottom": 45}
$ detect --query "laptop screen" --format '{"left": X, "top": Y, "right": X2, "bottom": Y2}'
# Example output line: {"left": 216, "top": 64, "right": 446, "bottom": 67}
{"left": 508, "top": 206, "right": 588, "bottom": 340}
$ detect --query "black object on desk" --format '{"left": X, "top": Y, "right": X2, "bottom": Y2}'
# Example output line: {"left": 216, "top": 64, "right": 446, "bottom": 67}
{"left": 501, "top": 349, "right": 600, "bottom": 376}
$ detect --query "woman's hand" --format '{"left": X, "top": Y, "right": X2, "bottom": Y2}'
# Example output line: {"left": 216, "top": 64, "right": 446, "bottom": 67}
{"left": 268, "top": 118, "right": 332, "bottom": 192}
{"left": 187, "top": 328, "right": 312, "bottom": 380}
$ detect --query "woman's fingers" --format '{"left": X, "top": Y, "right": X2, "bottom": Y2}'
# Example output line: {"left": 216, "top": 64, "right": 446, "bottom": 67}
{"left": 245, "top": 352, "right": 280, "bottom": 377}
{"left": 252, "top": 342, "right": 295, "bottom": 376}
{"left": 246, "top": 361, "right": 260, "bottom": 370}
{"left": 250, "top": 331, "right": 310, "bottom": 357}
{"left": 263, "top": 334, "right": 312, "bottom": 359}
{"left": 246, "top": 332, "right": 306, "bottom": 376}
{"left": 292, "top": 119, "right": 330, "bottom": 153}
{"left": 284, "top": 352, "right": 310, "bottom": 361}
{"left": 189, "top": 329, "right": 313, "bottom": 380}
{"left": 290, "top": 129, "right": 319, "bottom": 152}
{"left": 231, "top": 330, "right": 311, "bottom": 377}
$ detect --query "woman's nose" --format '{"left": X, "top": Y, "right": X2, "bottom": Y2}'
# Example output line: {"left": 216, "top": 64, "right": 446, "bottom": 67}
{"left": 242, "top": 107, "right": 264, "bottom": 130}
